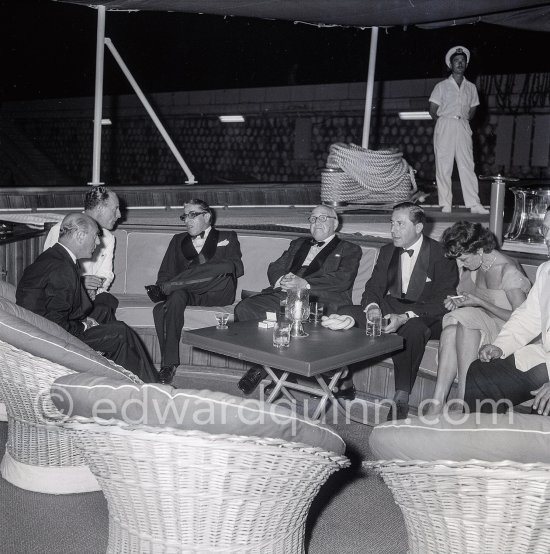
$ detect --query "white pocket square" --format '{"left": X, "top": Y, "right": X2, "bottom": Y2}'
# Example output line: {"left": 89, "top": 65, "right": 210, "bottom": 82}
{"left": 335, "top": 254, "right": 341, "bottom": 257}
{"left": 426, "top": 276, "right": 432, "bottom": 282}
{"left": 217, "top": 240, "right": 229, "bottom": 246}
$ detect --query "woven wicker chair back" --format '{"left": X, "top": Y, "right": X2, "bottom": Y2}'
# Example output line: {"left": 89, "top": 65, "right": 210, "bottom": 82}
{"left": 68, "top": 420, "right": 350, "bottom": 553}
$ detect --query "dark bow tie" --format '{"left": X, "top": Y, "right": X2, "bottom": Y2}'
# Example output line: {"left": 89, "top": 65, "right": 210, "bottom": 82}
{"left": 310, "top": 239, "right": 325, "bottom": 247}
{"left": 401, "top": 248, "right": 414, "bottom": 257}
{"left": 192, "top": 231, "right": 205, "bottom": 240}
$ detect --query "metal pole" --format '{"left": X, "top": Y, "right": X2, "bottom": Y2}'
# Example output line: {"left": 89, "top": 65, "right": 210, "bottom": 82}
{"left": 361, "top": 27, "right": 379, "bottom": 149}
{"left": 90, "top": 5, "right": 106, "bottom": 186}
{"left": 104, "top": 38, "right": 197, "bottom": 184}
{"left": 489, "top": 177, "right": 506, "bottom": 245}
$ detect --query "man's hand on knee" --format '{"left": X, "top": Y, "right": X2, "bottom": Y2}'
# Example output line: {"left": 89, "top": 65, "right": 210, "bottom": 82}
{"left": 531, "top": 383, "right": 550, "bottom": 415}
{"left": 478, "top": 344, "right": 502, "bottom": 362}
{"left": 383, "top": 313, "right": 408, "bottom": 333}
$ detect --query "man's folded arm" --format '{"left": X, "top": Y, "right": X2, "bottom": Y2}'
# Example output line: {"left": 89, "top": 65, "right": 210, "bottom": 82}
{"left": 492, "top": 273, "right": 544, "bottom": 357}
{"left": 44, "top": 274, "right": 86, "bottom": 336}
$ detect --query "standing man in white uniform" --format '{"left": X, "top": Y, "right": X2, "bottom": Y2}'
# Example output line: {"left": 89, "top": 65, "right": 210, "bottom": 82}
{"left": 429, "top": 46, "right": 488, "bottom": 215}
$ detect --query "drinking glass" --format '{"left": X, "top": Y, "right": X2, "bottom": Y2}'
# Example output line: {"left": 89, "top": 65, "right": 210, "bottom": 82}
{"left": 214, "top": 312, "right": 230, "bottom": 329}
{"left": 309, "top": 301, "right": 324, "bottom": 323}
{"left": 278, "top": 295, "right": 288, "bottom": 321}
{"left": 272, "top": 320, "right": 291, "bottom": 348}
{"left": 366, "top": 307, "right": 382, "bottom": 337}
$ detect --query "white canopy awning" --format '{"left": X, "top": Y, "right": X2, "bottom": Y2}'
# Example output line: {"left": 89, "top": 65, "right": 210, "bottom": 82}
{"left": 56, "top": 0, "right": 550, "bottom": 31}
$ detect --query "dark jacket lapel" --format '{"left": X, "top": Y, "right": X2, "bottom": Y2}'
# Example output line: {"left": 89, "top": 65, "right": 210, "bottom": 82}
{"left": 404, "top": 238, "right": 430, "bottom": 300}
{"left": 196, "top": 228, "right": 219, "bottom": 264}
{"left": 288, "top": 238, "right": 313, "bottom": 274}
{"left": 180, "top": 228, "right": 220, "bottom": 264}
{"left": 387, "top": 247, "right": 402, "bottom": 298}
{"left": 53, "top": 244, "right": 93, "bottom": 317}
{"left": 302, "top": 237, "right": 341, "bottom": 277}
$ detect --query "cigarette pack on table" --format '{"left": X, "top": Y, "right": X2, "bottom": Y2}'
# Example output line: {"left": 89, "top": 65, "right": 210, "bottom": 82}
{"left": 258, "top": 320, "right": 277, "bottom": 328}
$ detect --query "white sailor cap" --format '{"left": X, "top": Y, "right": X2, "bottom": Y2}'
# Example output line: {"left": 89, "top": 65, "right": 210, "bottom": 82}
{"left": 445, "top": 46, "right": 470, "bottom": 68}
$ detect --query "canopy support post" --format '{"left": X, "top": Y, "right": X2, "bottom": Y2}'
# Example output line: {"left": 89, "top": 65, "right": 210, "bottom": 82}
{"left": 361, "top": 26, "right": 379, "bottom": 149}
{"left": 104, "top": 38, "right": 196, "bottom": 184}
{"left": 90, "top": 5, "right": 106, "bottom": 185}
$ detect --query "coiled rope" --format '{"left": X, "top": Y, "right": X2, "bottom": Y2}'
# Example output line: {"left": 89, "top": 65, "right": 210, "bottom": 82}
{"left": 321, "top": 143, "right": 417, "bottom": 204}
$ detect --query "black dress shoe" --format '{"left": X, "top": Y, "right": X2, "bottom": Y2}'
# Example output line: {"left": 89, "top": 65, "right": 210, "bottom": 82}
{"left": 334, "top": 385, "right": 356, "bottom": 401}
{"left": 145, "top": 284, "right": 167, "bottom": 303}
{"left": 158, "top": 365, "right": 177, "bottom": 385}
{"left": 386, "top": 401, "right": 409, "bottom": 421}
{"left": 238, "top": 365, "right": 267, "bottom": 395}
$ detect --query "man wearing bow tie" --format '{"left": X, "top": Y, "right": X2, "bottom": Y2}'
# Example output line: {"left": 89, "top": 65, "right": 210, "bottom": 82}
{"left": 234, "top": 204, "right": 362, "bottom": 394}
{"left": 338, "top": 202, "right": 458, "bottom": 418}
{"left": 149, "top": 199, "right": 244, "bottom": 384}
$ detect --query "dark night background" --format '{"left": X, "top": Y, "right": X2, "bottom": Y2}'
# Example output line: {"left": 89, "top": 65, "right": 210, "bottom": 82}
{"left": 2, "top": 0, "right": 550, "bottom": 101}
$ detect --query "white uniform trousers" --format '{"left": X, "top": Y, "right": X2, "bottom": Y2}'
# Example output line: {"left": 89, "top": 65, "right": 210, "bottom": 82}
{"left": 434, "top": 117, "right": 482, "bottom": 209}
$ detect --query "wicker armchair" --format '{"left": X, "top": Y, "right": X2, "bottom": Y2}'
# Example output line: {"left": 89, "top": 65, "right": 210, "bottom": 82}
{"left": 366, "top": 459, "right": 550, "bottom": 554}
{"left": 66, "top": 418, "right": 349, "bottom": 553}
{"left": 0, "top": 323, "right": 142, "bottom": 494}
{"left": 0, "top": 339, "right": 102, "bottom": 493}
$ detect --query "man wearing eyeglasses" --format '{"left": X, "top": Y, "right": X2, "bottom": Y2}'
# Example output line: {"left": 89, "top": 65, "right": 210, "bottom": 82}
{"left": 234, "top": 204, "right": 362, "bottom": 395}
{"left": 148, "top": 199, "right": 243, "bottom": 384}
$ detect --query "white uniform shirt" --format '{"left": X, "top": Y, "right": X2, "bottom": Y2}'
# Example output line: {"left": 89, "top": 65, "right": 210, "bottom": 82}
{"left": 493, "top": 261, "right": 550, "bottom": 376}
{"left": 429, "top": 75, "right": 479, "bottom": 120}
{"left": 43, "top": 222, "right": 115, "bottom": 294}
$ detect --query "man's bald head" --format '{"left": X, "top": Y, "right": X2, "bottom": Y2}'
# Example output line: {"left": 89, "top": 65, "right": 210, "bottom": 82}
{"left": 58, "top": 213, "right": 100, "bottom": 260}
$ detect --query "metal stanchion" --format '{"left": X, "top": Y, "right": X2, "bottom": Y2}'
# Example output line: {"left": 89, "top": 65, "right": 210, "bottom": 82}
{"left": 479, "top": 174, "right": 518, "bottom": 245}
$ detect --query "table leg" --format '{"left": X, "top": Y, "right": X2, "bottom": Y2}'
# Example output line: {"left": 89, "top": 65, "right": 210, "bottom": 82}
{"left": 312, "top": 368, "right": 345, "bottom": 420}
{"left": 263, "top": 366, "right": 296, "bottom": 403}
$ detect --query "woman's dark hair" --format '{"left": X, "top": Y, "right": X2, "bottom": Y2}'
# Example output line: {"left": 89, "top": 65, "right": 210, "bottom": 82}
{"left": 441, "top": 221, "right": 497, "bottom": 258}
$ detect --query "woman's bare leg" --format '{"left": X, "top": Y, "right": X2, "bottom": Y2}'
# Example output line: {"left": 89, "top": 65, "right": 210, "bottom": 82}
{"left": 455, "top": 323, "right": 481, "bottom": 402}
{"left": 425, "top": 324, "right": 458, "bottom": 415}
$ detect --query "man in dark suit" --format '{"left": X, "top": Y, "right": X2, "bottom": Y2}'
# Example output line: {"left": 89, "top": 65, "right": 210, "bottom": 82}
{"left": 234, "top": 204, "right": 363, "bottom": 394}
{"left": 339, "top": 202, "right": 458, "bottom": 419}
{"left": 149, "top": 199, "right": 244, "bottom": 385}
{"left": 16, "top": 213, "right": 157, "bottom": 383}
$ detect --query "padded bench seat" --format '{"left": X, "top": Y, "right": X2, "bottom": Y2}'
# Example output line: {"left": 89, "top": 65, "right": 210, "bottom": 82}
{"left": 116, "top": 294, "right": 233, "bottom": 330}
{"left": 108, "top": 227, "right": 444, "bottom": 410}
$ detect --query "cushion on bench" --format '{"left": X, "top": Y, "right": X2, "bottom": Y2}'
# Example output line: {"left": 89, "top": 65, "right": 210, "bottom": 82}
{"left": 51, "top": 372, "right": 346, "bottom": 455}
{"left": 370, "top": 413, "right": 550, "bottom": 464}
{"left": 0, "top": 281, "right": 16, "bottom": 303}
{"left": 0, "top": 297, "right": 139, "bottom": 382}
{"left": 116, "top": 294, "right": 233, "bottom": 329}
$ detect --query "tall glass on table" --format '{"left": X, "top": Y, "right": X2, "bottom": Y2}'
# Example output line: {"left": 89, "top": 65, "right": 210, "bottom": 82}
{"left": 285, "top": 287, "right": 310, "bottom": 338}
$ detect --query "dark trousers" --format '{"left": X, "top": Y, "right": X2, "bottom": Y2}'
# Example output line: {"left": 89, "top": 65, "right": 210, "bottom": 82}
{"left": 234, "top": 290, "right": 285, "bottom": 322}
{"left": 82, "top": 321, "right": 157, "bottom": 383}
{"left": 89, "top": 292, "right": 119, "bottom": 324}
{"left": 465, "top": 356, "right": 548, "bottom": 413}
{"left": 153, "top": 288, "right": 229, "bottom": 367}
{"left": 338, "top": 305, "right": 441, "bottom": 394}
